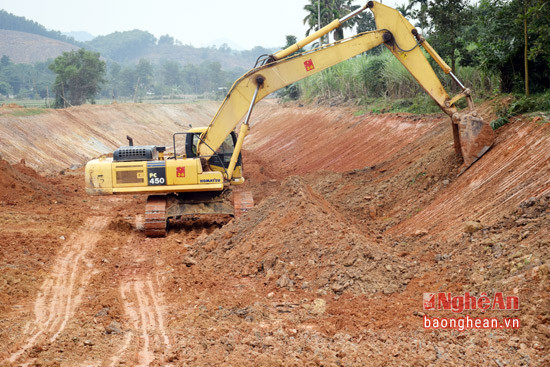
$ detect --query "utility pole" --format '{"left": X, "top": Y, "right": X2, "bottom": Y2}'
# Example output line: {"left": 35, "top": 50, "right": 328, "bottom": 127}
{"left": 61, "top": 82, "right": 66, "bottom": 108}
{"left": 133, "top": 76, "right": 141, "bottom": 103}
{"left": 523, "top": 0, "right": 529, "bottom": 97}
{"left": 318, "top": 0, "right": 322, "bottom": 45}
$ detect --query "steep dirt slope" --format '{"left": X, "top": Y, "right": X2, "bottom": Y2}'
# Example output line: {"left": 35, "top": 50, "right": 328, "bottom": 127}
{"left": 393, "top": 118, "right": 550, "bottom": 237}
{"left": 248, "top": 104, "right": 444, "bottom": 174}
{"left": 248, "top": 104, "right": 549, "bottom": 239}
{"left": 0, "top": 101, "right": 219, "bottom": 173}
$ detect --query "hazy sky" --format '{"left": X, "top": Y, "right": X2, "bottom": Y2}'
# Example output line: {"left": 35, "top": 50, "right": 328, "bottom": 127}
{"left": 0, "top": 0, "right": 403, "bottom": 49}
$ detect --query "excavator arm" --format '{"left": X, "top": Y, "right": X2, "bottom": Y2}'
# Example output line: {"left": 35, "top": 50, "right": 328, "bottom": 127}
{"left": 369, "top": 2, "right": 494, "bottom": 169}
{"left": 198, "top": 1, "right": 494, "bottom": 176}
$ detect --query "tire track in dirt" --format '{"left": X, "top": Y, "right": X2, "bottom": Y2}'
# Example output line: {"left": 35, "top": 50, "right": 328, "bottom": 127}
{"left": 109, "top": 277, "right": 172, "bottom": 366}
{"left": 4, "top": 216, "right": 108, "bottom": 364}
{"left": 107, "top": 233, "right": 173, "bottom": 367}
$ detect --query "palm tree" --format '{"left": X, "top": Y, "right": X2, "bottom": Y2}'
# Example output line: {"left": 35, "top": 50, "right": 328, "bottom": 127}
{"left": 303, "top": 0, "right": 358, "bottom": 46}
{"left": 303, "top": 0, "right": 329, "bottom": 45}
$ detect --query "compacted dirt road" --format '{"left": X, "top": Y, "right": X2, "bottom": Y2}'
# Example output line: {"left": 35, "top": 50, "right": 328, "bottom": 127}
{"left": 0, "top": 102, "right": 548, "bottom": 366}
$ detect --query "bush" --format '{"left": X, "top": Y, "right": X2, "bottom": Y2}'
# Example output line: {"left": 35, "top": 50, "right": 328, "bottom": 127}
{"left": 490, "top": 92, "right": 550, "bottom": 129}
{"left": 295, "top": 49, "right": 499, "bottom": 110}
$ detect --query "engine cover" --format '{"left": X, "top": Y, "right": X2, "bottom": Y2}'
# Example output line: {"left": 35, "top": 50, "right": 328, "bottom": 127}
{"left": 113, "top": 145, "right": 158, "bottom": 162}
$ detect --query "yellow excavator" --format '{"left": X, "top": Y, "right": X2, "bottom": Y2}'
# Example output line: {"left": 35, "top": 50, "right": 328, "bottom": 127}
{"left": 85, "top": 1, "right": 494, "bottom": 236}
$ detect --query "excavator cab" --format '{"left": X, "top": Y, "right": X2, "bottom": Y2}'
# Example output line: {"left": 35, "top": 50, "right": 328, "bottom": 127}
{"left": 184, "top": 128, "right": 243, "bottom": 183}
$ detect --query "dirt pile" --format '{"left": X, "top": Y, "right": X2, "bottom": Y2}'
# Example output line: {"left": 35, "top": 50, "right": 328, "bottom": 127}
{"left": 248, "top": 104, "right": 549, "bottom": 241}
{"left": 0, "top": 160, "right": 85, "bottom": 324}
{"left": 452, "top": 193, "right": 550, "bottom": 331}
{"left": 0, "top": 103, "right": 23, "bottom": 111}
{"left": 238, "top": 150, "right": 283, "bottom": 203}
{"left": 0, "top": 158, "right": 65, "bottom": 205}
{"left": 192, "top": 176, "right": 413, "bottom": 295}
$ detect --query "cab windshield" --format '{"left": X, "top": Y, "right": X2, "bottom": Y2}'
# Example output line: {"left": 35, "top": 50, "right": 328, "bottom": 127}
{"left": 192, "top": 134, "right": 234, "bottom": 167}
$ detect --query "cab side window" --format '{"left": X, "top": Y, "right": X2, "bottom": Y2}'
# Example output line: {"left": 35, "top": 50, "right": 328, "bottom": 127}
{"left": 216, "top": 135, "right": 235, "bottom": 166}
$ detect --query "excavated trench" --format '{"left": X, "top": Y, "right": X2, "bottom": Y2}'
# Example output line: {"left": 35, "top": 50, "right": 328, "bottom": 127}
{"left": 0, "top": 101, "right": 548, "bottom": 365}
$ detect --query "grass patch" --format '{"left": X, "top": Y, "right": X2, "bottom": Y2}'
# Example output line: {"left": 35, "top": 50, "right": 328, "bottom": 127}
{"left": 491, "top": 92, "right": 550, "bottom": 130}
{"left": 354, "top": 95, "right": 442, "bottom": 115}
{"left": 490, "top": 116, "right": 509, "bottom": 130}
{"left": 409, "top": 171, "right": 427, "bottom": 186}
{"left": 10, "top": 108, "right": 47, "bottom": 117}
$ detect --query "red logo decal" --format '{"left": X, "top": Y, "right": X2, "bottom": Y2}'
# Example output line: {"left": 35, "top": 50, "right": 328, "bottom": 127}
{"left": 423, "top": 293, "right": 436, "bottom": 310}
{"left": 176, "top": 166, "right": 185, "bottom": 177}
{"left": 304, "top": 59, "right": 315, "bottom": 71}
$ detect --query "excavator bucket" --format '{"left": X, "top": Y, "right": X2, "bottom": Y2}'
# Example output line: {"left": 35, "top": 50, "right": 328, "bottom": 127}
{"left": 452, "top": 111, "right": 495, "bottom": 173}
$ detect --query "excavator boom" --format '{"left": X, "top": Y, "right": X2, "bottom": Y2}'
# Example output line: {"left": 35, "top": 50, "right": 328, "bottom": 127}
{"left": 198, "top": 1, "right": 494, "bottom": 173}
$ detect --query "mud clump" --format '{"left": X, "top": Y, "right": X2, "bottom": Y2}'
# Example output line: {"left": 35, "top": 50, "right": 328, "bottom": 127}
{"left": 193, "top": 176, "right": 413, "bottom": 295}
{"left": 108, "top": 215, "right": 134, "bottom": 233}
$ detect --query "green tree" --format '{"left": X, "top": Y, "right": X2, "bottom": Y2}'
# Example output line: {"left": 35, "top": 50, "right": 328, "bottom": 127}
{"left": 0, "top": 55, "right": 11, "bottom": 68}
{"left": 278, "top": 36, "right": 304, "bottom": 101}
{"left": 134, "top": 58, "right": 154, "bottom": 100}
{"left": 107, "top": 62, "right": 122, "bottom": 99}
{"left": 284, "top": 35, "right": 298, "bottom": 50}
{"left": 158, "top": 34, "right": 175, "bottom": 46}
{"left": 519, "top": 0, "right": 550, "bottom": 95}
{"left": 525, "top": 0, "right": 550, "bottom": 67}
{"left": 0, "top": 57, "right": 54, "bottom": 98}
{"left": 182, "top": 63, "right": 201, "bottom": 94}
{"left": 118, "top": 66, "right": 138, "bottom": 96}
{"left": 49, "top": 49, "right": 106, "bottom": 107}
{"left": 354, "top": 11, "right": 376, "bottom": 33}
{"left": 464, "top": 0, "right": 549, "bottom": 93}
{"left": 0, "top": 81, "right": 11, "bottom": 96}
{"left": 425, "top": 0, "right": 469, "bottom": 90}
{"left": 406, "top": 0, "right": 430, "bottom": 30}
{"left": 160, "top": 60, "right": 182, "bottom": 87}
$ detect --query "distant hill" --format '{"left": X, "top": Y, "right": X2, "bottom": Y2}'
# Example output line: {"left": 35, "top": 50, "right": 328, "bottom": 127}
{"left": 0, "top": 29, "right": 78, "bottom": 63}
{"left": 0, "top": 9, "right": 276, "bottom": 70}
{"left": 133, "top": 44, "right": 275, "bottom": 70}
{"left": 63, "top": 31, "right": 95, "bottom": 42}
{"left": 207, "top": 38, "right": 245, "bottom": 51}
{"left": 85, "top": 29, "right": 275, "bottom": 70}
{"left": 0, "top": 9, "right": 82, "bottom": 46}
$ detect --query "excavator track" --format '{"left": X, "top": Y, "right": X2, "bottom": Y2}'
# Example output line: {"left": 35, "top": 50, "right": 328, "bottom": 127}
{"left": 144, "top": 195, "right": 167, "bottom": 237}
{"left": 233, "top": 191, "right": 254, "bottom": 217}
